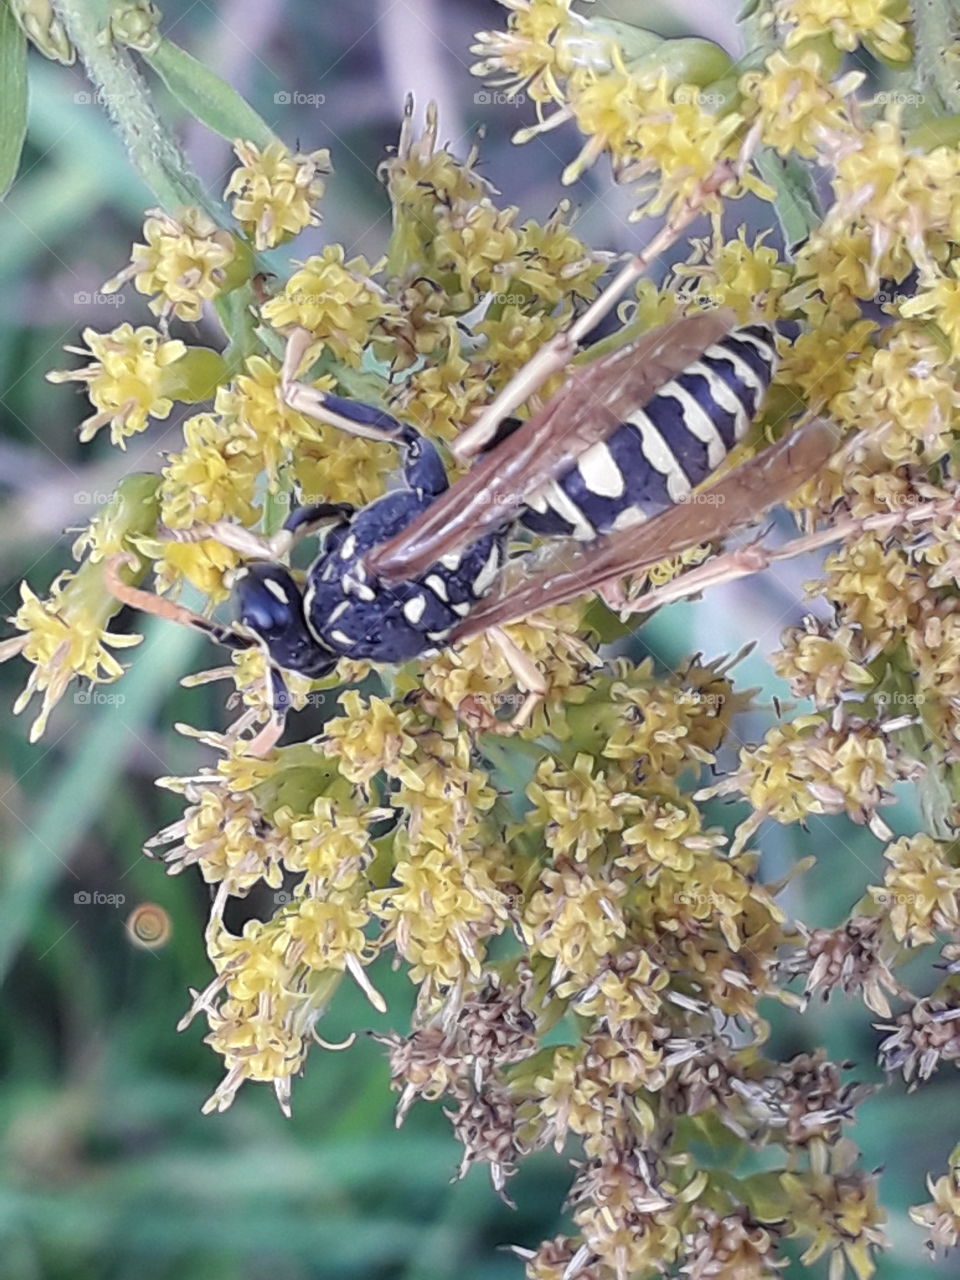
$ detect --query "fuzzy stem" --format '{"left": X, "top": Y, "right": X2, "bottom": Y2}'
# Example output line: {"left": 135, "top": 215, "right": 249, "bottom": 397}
{"left": 50, "top": 0, "right": 216, "bottom": 216}
{"left": 912, "top": 0, "right": 960, "bottom": 113}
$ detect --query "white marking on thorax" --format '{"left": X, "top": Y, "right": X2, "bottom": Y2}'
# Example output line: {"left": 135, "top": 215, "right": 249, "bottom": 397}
{"left": 403, "top": 595, "right": 427, "bottom": 625}
{"left": 264, "top": 578, "right": 289, "bottom": 604}
{"left": 339, "top": 533, "right": 357, "bottom": 559}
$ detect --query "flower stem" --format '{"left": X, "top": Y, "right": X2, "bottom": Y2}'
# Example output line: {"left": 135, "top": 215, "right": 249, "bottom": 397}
{"left": 912, "top": 0, "right": 960, "bottom": 113}
{"left": 50, "top": 0, "right": 216, "bottom": 216}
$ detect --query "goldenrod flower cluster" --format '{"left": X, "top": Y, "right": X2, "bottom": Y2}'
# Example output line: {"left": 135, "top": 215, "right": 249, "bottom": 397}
{"left": 7, "top": 0, "right": 960, "bottom": 1275}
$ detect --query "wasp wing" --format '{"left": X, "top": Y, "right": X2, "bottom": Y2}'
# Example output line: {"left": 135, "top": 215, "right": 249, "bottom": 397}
{"left": 450, "top": 417, "right": 840, "bottom": 640}
{"left": 367, "top": 309, "right": 736, "bottom": 583}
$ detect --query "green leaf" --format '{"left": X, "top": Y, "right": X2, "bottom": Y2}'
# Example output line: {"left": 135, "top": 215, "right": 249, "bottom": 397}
{"left": 145, "top": 37, "right": 277, "bottom": 148}
{"left": 0, "top": 0, "right": 28, "bottom": 198}
{"left": 756, "top": 149, "right": 822, "bottom": 255}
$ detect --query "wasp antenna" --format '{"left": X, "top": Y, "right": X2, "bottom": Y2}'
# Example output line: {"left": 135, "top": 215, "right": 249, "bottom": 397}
{"left": 102, "top": 553, "right": 247, "bottom": 651}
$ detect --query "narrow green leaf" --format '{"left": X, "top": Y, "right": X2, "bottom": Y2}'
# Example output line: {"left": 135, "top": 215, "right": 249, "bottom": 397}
{"left": 756, "top": 148, "right": 822, "bottom": 255}
{"left": 0, "top": 0, "right": 28, "bottom": 198}
{"left": 145, "top": 37, "right": 278, "bottom": 148}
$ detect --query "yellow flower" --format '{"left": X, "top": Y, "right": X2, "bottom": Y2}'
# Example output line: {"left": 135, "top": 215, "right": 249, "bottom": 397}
{"left": 777, "top": 0, "right": 912, "bottom": 62}
{"left": 103, "top": 206, "right": 241, "bottom": 322}
{"left": 261, "top": 245, "right": 390, "bottom": 366}
{"left": 615, "top": 79, "right": 746, "bottom": 216}
{"left": 619, "top": 793, "right": 723, "bottom": 876}
{"left": 676, "top": 227, "right": 791, "bottom": 321}
{"left": 282, "top": 894, "right": 372, "bottom": 972}
{"left": 701, "top": 715, "right": 910, "bottom": 843}
{"left": 823, "top": 536, "right": 927, "bottom": 646}
{"left": 323, "top": 691, "right": 421, "bottom": 787}
{"left": 773, "top": 621, "right": 874, "bottom": 707}
{"left": 371, "top": 844, "right": 511, "bottom": 983}
{"left": 525, "top": 860, "right": 628, "bottom": 984}
{"left": 527, "top": 753, "right": 623, "bottom": 859}
{"left": 470, "top": 0, "right": 604, "bottom": 104}
{"left": 215, "top": 354, "right": 391, "bottom": 502}
{"left": 224, "top": 139, "right": 331, "bottom": 250}
{"left": 833, "top": 325, "right": 960, "bottom": 463}
{"left": 0, "top": 571, "right": 141, "bottom": 741}
{"left": 911, "top": 1150, "right": 960, "bottom": 1255}
{"left": 900, "top": 262, "right": 960, "bottom": 359}
{"left": 872, "top": 835, "right": 960, "bottom": 945}
{"left": 740, "top": 49, "right": 862, "bottom": 158}
{"left": 280, "top": 797, "right": 372, "bottom": 892}
{"left": 161, "top": 412, "right": 260, "bottom": 528}
{"left": 47, "top": 324, "right": 187, "bottom": 445}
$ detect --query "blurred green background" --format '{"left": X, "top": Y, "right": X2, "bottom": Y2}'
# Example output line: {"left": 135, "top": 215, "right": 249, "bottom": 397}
{"left": 0, "top": 2, "right": 956, "bottom": 1277}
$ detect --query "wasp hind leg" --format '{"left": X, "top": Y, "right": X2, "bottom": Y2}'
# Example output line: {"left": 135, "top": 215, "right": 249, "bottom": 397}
{"left": 487, "top": 626, "right": 547, "bottom": 732}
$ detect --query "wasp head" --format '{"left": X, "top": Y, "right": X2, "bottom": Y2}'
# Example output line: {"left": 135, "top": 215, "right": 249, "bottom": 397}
{"left": 234, "top": 563, "right": 336, "bottom": 679}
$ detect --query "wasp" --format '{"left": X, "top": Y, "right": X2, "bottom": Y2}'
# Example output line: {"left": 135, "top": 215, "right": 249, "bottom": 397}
{"left": 104, "top": 299, "right": 837, "bottom": 753}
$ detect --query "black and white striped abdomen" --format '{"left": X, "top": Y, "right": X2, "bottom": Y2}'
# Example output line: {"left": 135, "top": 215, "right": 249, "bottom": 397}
{"left": 520, "top": 322, "right": 778, "bottom": 541}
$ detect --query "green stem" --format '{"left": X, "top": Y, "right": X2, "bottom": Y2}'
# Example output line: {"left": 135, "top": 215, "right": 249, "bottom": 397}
{"left": 912, "top": 0, "right": 960, "bottom": 113}
{"left": 50, "top": 0, "right": 215, "bottom": 216}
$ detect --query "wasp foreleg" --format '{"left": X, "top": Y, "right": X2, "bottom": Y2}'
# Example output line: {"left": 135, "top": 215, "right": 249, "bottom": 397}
{"left": 159, "top": 503, "right": 355, "bottom": 563}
